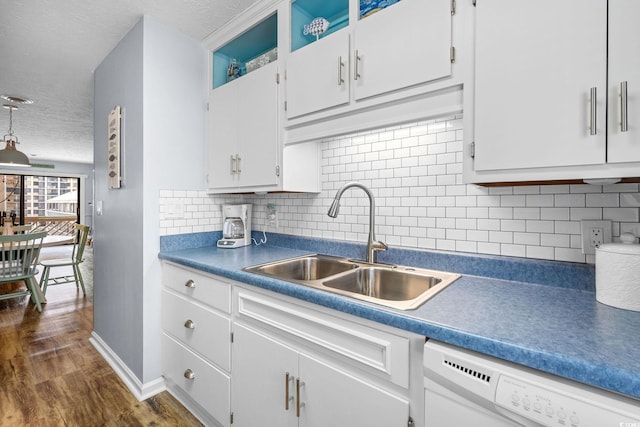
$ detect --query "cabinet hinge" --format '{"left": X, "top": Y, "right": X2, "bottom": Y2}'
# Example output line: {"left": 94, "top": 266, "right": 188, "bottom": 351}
{"left": 284, "top": 101, "right": 287, "bottom": 111}
{"left": 276, "top": 165, "right": 281, "bottom": 177}
{"left": 451, "top": 0, "right": 456, "bottom": 15}
{"left": 206, "top": 102, "right": 209, "bottom": 112}
{"left": 230, "top": 332, "right": 234, "bottom": 343}
{"left": 450, "top": 46, "right": 456, "bottom": 63}
{"left": 408, "top": 416, "right": 414, "bottom": 427}
{"left": 230, "top": 412, "right": 234, "bottom": 424}
{"left": 470, "top": 142, "right": 476, "bottom": 159}
{"left": 276, "top": 73, "right": 280, "bottom": 84}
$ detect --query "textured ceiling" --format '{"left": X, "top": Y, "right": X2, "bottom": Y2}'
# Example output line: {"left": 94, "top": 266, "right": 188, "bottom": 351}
{"left": 0, "top": 0, "right": 259, "bottom": 164}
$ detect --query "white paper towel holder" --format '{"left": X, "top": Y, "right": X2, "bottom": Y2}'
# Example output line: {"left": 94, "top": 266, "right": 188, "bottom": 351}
{"left": 595, "top": 233, "right": 640, "bottom": 312}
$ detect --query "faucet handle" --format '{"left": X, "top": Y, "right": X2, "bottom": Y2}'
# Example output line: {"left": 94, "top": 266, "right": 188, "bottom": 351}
{"left": 368, "top": 240, "right": 388, "bottom": 264}
{"left": 372, "top": 240, "right": 388, "bottom": 254}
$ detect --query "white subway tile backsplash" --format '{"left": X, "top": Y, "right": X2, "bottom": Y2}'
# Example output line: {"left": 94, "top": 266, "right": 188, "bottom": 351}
{"left": 540, "top": 233, "right": 570, "bottom": 248}
{"left": 526, "top": 246, "right": 554, "bottom": 260}
{"left": 501, "top": 244, "right": 526, "bottom": 258}
{"left": 160, "top": 116, "right": 640, "bottom": 264}
{"left": 540, "top": 208, "right": 570, "bottom": 221}
{"left": 603, "top": 207, "right": 640, "bottom": 222}
{"left": 554, "top": 247, "right": 585, "bottom": 263}
{"left": 526, "top": 220, "right": 554, "bottom": 234}
{"left": 621, "top": 193, "right": 640, "bottom": 207}
{"left": 586, "top": 193, "right": 619, "bottom": 207}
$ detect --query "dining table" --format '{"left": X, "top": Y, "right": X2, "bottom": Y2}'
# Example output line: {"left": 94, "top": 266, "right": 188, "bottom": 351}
{"left": 42, "top": 235, "right": 74, "bottom": 247}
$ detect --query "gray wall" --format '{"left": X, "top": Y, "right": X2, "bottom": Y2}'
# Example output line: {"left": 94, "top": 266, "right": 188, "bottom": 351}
{"left": 93, "top": 15, "right": 206, "bottom": 383}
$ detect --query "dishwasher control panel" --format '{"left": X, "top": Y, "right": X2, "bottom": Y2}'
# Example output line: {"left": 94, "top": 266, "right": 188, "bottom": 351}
{"left": 495, "top": 374, "right": 640, "bottom": 427}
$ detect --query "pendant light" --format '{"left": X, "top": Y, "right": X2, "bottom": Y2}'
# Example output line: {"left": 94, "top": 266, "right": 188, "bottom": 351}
{"left": 0, "top": 104, "right": 31, "bottom": 167}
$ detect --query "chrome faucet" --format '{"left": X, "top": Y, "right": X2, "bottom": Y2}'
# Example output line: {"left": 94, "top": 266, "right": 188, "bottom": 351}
{"left": 327, "top": 182, "right": 387, "bottom": 263}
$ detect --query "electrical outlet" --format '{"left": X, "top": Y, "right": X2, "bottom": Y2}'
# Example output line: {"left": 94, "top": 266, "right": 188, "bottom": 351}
{"left": 581, "top": 220, "right": 612, "bottom": 254}
{"left": 267, "top": 203, "right": 278, "bottom": 228}
{"left": 590, "top": 227, "right": 604, "bottom": 247}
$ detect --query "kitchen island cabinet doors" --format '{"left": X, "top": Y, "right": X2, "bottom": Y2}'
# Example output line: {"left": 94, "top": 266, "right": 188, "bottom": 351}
{"left": 473, "top": 0, "right": 607, "bottom": 172}
{"left": 231, "top": 323, "right": 410, "bottom": 427}
{"left": 207, "top": 61, "right": 279, "bottom": 192}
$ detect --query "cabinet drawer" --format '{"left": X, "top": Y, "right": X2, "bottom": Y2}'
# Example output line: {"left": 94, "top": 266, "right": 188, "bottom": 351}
{"left": 235, "top": 288, "right": 411, "bottom": 388}
{"left": 163, "top": 263, "right": 231, "bottom": 313}
{"left": 162, "top": 333, "right": 230, "bottom": 424}
{"left": 162, "top": 289, "right": 231, "bottom": 371}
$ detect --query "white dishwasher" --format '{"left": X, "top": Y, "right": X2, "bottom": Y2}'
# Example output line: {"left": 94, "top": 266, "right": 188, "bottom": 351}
{"left": 423, "top": 340, "right": 640, "bottom": 427}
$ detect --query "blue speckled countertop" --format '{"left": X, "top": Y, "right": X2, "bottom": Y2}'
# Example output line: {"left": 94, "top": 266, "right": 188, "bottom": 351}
{"left": 159, "top": 232, "right": 640, "bottom": 401}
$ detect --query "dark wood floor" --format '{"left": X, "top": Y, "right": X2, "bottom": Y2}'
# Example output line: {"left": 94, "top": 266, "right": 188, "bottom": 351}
{"left": 0, "top": 250, "right": 202, "bottom": 426}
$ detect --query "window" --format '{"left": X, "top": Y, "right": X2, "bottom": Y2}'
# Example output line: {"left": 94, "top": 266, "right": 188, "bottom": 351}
{"left": 0, "top": 174, "right": 80, "bottom": 229}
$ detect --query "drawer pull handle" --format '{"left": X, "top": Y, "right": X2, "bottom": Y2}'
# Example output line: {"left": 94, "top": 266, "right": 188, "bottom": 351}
{"left": 184, "top": 319, "right": 195, "bottom": 329}
{"left": 184, "top": 369, "right": 195, "bottom": 380}
{"left": 184, "top": 279, "right": 195, "bottom": 289}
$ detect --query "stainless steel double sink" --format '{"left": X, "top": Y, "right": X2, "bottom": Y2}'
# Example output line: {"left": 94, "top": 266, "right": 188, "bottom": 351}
{"left": 243, "top": 254, "right": 460, "bottom": 310}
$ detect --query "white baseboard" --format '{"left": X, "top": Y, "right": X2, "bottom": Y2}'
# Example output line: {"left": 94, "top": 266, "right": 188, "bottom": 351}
{"left": 89, "top": 331, "right": 166, "bottom": 401}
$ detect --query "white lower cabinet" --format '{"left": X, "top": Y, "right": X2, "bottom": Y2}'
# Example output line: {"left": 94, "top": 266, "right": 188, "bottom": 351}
{"left": 232, "top": 287, "right": 421, "bottom": 427}
{"left": 162, "top": 334, "right": 231, "bottom": 426}
{"left": 161, "top": 263, "right": 423, "bottom": 427}
{"left": 161, "top": 263, "right": 232, "bottom": 427}
{"left": 232, "top": 323, "right": 410, "bottom": 427}
{"left": 231, "top": 323, "right": 299, "bottom": 427}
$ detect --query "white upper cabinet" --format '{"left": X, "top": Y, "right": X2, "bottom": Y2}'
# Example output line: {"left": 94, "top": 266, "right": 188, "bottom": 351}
{"left": 473, "top": 0, "right": 607, "bottom": 172}
{"left": 286, "top": 30, "right": 351, "bottom": 118}
{"left": 285, "top": 0, "right": 454, "bottom": 131}
{"left": 608, "top": 0, "right": 640, "bottom": 164}
{"left": 205, "top": 6, "right": 320, "bottom": 194}
{"left": 352, "top": 0, "right": 452, "bottom": 101}
{"left": 208, "top": 61, "right": 280, "bottom": 191}
{"left": 466, "top": 0, "right": 640, "bottom": 184}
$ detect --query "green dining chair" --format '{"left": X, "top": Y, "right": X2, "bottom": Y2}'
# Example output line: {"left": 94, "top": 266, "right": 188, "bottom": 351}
{"left": 0, "top": 231, "right": 47, "bottom": 312}
{"left": 39, "top": 224, "right": 91, "bottom": 296}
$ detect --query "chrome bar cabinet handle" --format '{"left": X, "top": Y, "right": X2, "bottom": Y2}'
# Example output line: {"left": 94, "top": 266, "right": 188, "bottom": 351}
{"left": 354, "top": 50, "right": 360, "bottom": 81}
{"left": 230, "top": 155, "right": 237, "bottom": 175}
{"left": 285, "top": 372, "right": 291, "bottom": 410}
{"left": 337, "top": 56, "right": 344, "bottom": 86}
{"left": 621, "top": 81, "right": 628, "bottom": 132}
{"left": 590, "top": 87, "right": 597, "bottom": 136}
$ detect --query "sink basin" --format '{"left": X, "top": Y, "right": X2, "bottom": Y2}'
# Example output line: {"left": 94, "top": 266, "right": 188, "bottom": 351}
{"left": 244, "top": 254, "right": 460, "bottom": 310}
{"left": 323, "top": 268, "right": 442, "bottom": 301}
{"left": 247, "top": 254, "right": 358, "bottom": 281}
